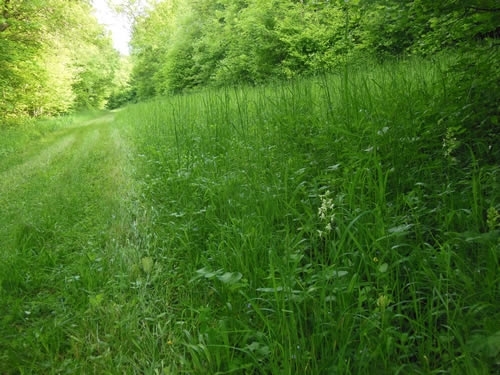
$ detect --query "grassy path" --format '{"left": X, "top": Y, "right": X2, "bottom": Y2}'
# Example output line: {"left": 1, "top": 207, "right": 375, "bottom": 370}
{"left": 0, "top": 114, "right": 144, "bottom": 373}
{"left": 1, "top": 57, "right": 499, "bottom": 373}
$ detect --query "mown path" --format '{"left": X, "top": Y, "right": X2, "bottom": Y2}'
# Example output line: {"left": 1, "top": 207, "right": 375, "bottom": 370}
{"left": 0, "top": 113, "right": 144, "bottom": 372}
{"left": 0, "top": 113, "right": 137, "bottom": 254}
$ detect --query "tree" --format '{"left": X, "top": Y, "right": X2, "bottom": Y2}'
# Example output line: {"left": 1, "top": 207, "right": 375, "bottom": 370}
{"left": 1, "top": 0, "right": 50, "bottom": 121}
{"left": 0, "top": 0, "right": 119, "bottom": 124}
{"left": 126, "top": 0, "right": 499, "bottom": 96}
{"left": 129, "top": 0, "right": 183, "bottom": 98}
{"left": 107, "top": 55, "right": 134, "bottom": 109}
{"left": 359, "top": 0, "right": 500, "bottom": 57}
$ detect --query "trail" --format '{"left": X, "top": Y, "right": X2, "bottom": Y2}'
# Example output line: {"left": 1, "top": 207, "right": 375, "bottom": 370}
{"left": 0, "top": 113, "right": 138, "bottom": 250}
{"left": 0, "top": 114, "right": 146, "bottom": 374}
{"left": 0, "top": 113, "right": 144, "bottom": 372}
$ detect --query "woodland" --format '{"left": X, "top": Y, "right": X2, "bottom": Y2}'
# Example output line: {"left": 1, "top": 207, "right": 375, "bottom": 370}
{"left": 0, "top": 0, "right": 120, "bottom": 120}
{"left": 1, "top": 0, "right": 499, "bottom": 120}
{"left": 125, "top": 0, "right": 498, "bottom": 95}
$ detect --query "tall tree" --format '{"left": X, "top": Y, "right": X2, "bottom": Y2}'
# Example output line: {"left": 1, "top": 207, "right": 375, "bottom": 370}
{"left": 129, "top": 0, "right": 183, "bottom": 97}
{"left": 126, "top": 0, "right": 499, "bottom": 95}
{"left": 0, "top": 0, "right": 119, "bottom": 124}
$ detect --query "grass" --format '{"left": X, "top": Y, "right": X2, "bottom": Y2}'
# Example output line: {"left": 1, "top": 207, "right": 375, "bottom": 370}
{"left": 1, "top": 55, "right": 499, "bottom": 373}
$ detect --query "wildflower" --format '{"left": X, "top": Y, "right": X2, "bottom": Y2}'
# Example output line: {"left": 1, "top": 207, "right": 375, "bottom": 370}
{"left": 318, "top": 190, "right": 336, "bottom": 237}
{"left": 442, "top": 126, "right": 461, "bottom": 160}
{"left": 487, "top": 206, "right": 499, "bottom": 231}
{"left": 376, "top": 294, "right": 390, "bottom": 310}
{"left": 318, "top": 190, "right": 333, "bottom": 220}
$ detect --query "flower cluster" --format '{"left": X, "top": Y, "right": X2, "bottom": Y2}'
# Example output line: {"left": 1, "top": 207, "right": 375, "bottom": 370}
{"left": 317, "top": 190, "right": 335, "bottom": 237}
{"left": 487, "top": 206, "right": 500, "bottom": 231}
{"left": 442, "top": 126, "right": 460, "bottom": 161}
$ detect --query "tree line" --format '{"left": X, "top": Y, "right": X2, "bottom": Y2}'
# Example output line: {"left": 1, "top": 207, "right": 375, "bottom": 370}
{"left": 1, "top": 0, "right": 498, "bottom": 125}
{"left": 0, "top": 0, "right": 120, "bottom": 125}
{"left": 126, "top": 0, "right": 499, "bottom": 100}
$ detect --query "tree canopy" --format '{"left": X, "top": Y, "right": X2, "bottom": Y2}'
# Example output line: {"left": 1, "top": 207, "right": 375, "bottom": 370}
{"left": 126, "top": 0, "right": 499, "bottom": 99}
{"left": 1, "top": 0, "right": 498, "bottom": 124}
{"left": 0, "top": 0, "right": 120, "bottom": 125}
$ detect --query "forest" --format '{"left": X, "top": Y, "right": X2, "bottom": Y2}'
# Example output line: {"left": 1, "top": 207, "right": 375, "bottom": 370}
{"left": 0, "top": 0, "right": 122, "bottom": 121}
{"left": 124, "top": 0, "right": 498, "bottom": 96}
{"left": 0, "top": 0, "right": 499, "bottom": 373}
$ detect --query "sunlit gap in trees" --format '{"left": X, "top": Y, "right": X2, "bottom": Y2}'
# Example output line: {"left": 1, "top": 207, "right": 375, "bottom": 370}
{"left": 91, "top": 0, "right": 132, "bottom": 55}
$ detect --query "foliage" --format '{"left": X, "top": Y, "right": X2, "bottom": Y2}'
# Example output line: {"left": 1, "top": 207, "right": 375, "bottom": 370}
{"left": 128, "top": 0, "right": 183, "bottom": 98}
{"left": 1, "top": 0, "right": 499, "bottom": 372}
{"left": 0, "top": 0, "right": 120, "bottom": 124}
{"left": 359, "top": 0, "right": 500, "bottom": 57}
{"left": 126, "top": 0, "right": 499, "bottom": 97}
{"left": 124, "top": 0, "right": 499, "bottom": 168}
{"left": 434, "top": 46, "right": 500, "bottom": 165}
{"left": 107, "top": 56, "right": 135, "bottom": 109}
{"left": 1, "top": 50, "right": 499, "bottom": 375}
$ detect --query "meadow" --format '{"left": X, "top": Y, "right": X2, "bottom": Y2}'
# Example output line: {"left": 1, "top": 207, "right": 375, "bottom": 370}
{"left": 0, "top": 56, "right": 498, "bottom": 374}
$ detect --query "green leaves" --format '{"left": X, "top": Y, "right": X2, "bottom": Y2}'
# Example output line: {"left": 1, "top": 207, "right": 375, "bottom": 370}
{"left": 128, "top": 0, "right": 500, "bottom": 95}
{"left": 192, "top": 267, "right": 246, "bottom": 292}
{"left": 0, "top": 0, "right": 119, "bottom": 122}
{"left": 129, "top": 0, "right": 367, "bottom": 94}
{"left": 193, "top": 267, "right": 243, "bottom": 285}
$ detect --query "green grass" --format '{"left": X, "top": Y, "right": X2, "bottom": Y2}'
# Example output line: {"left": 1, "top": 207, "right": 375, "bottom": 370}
{"left": 1, "top": 55, "right": 499, "bottom": 374}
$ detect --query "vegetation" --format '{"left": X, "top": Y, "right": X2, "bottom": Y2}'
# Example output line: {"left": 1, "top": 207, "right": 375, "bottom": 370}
{"left": 1, "top": 54, "right": 499, "bottom": 373}
{"left": 0, "top": 0, "right": 120, "bottom": 125}
{"left": 0, "top": 0, "right": 499, "bottom": 373}
{"left": 127, "top": 0, "right": 499, "bottom": 98}
{"left": 114, "top": 55, "right": 499, "bottom": 374}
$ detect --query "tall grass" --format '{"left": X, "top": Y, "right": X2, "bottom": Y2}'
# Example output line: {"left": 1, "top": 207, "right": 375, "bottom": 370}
{"left": 1, "top": 55, "right": 498, "bottom": 374}
{"left": 112, "top": 55, "right": 499, "bottom": 374}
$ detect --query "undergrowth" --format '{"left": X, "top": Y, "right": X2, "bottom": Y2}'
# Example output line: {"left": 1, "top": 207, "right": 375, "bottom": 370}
{"left": 112, "top": 54, "right": 499, "bottom": 374}
{"left": 0, "top": 53, "right": 498, "bottom": 374}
